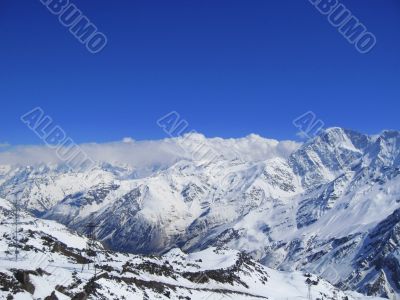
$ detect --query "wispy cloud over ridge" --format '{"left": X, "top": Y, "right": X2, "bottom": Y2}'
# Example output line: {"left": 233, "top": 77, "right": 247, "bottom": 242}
{"left": 0, "top": 134, "right": 300, "bottom": 169}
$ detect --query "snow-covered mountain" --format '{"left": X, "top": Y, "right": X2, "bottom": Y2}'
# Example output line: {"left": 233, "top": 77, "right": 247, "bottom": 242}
{"left": 0, "top": 198, "right": 376, "bottom": 300}
{"left": 0, "top": 128, "right": 399, "bottom": 298}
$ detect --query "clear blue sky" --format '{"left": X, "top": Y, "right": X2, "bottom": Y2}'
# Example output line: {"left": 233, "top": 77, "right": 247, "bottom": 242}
{"left": 1, "top": 0, "right": 399, "bottom": 145}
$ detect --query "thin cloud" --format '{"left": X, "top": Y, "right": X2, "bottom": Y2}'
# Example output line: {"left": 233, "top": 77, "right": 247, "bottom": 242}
{"left": 0, "top": 135, "right": 301, "bottom": 171}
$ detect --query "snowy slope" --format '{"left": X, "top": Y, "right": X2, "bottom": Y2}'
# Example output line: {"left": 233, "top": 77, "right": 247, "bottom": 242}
{"left": 0, "top": 201, "right": 381, "bottom": 300}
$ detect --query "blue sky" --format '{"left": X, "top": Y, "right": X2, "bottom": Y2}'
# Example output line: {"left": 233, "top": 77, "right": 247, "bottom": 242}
{"left": 1, "top": 0, "right": 399, "bottom": 145}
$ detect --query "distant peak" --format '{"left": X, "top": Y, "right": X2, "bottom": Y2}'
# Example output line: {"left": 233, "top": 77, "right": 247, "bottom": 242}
{"left": 323, "top": 127, "right": 344, "bottom": 134}
{"left": 318, "top": 127, "right": 365, "bottom": 142}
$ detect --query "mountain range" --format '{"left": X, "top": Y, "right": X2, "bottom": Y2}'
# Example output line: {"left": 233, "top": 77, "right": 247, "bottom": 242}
{"left": 0, "top": 127, "right": 399, "bottom": 299}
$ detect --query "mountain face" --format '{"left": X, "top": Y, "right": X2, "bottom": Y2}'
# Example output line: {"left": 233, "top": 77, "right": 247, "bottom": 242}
{"left": 0, "top": 128, "right": 399, "bottom": 298}
{"left": 0, "top": 199, "right": 377, "bottom": 300}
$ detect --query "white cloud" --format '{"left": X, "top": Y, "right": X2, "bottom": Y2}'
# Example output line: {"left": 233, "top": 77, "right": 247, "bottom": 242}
{"left": 122, "top": 137, "right": 135, "bottom": 143}
{"left": 0, "top": 135, "right": 301, "bottom": 170}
